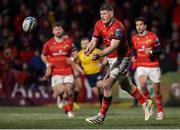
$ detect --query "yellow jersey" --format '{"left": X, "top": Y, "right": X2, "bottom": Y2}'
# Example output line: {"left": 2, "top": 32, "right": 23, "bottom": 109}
{"left": 77, "top": 48, "right": 102, "bottom": 75}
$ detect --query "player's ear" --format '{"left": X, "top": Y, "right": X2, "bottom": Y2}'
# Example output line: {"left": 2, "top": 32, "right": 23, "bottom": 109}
{"left": 109, "top": 10, "right": 114, "bottom": 17}
{"left": 144, "top": 24, "right": 147, "bottom": 29}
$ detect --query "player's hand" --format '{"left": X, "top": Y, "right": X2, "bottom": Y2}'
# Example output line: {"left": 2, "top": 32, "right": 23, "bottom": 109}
{"left": 92, "top": 53, "right": 100, "bottom": 60}
{"left": 145, "top": 48, "right": 153, "bottom": 55}
{"left": 84, "top": 42, "right": 94, "bottom": 56}
{"left": 84, "top": 47, "right": 92, "bottom": 56}
{"left": 43, "top": 63, "right": 52, "bottom": 79}
{"left": 131, "top": 56, "right": 136, "bottom": 62}
{"left": 66, "top": 58, "right": 73, "bottom": 65}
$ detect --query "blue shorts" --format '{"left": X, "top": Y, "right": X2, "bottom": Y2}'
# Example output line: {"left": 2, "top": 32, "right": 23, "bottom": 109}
{"left": 86, "top": 72, "right": 104, "bottom": 88}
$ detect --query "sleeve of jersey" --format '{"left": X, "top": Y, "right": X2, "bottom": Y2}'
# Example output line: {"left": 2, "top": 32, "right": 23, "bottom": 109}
{"left": 152, "top": 35, "right": 161, "bottom": 55}
{"left": 112, "top": 27, "right": 124, "bottom": 40}
{"left": 131, "top": 37, "right": 135, "bottom": 48}
{"left": 93, "top": 21, "right": 100, "bottom": 38}
{"left": 42, "top": 43, "right": 49, "bottom": 56}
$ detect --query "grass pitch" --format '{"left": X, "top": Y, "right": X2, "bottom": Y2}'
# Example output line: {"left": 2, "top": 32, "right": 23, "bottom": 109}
{"left": 0, "top": 104, "right": 180, "bottom": 129}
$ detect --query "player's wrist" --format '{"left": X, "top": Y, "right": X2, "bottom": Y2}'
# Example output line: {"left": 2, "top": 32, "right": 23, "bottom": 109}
{"left": 46, "top": 63, "right": 50, "bottom": 67}
{"left": 149, "top": 50, "right": 153, "bottom": 55}
{"left": 98, "top": 51, "right": 104, "bottom": 57}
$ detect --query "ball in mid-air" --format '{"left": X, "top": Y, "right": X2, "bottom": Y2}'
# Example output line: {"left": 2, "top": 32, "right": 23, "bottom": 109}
{"left": 22, "top": 16, "right": 37, "bottom": 32}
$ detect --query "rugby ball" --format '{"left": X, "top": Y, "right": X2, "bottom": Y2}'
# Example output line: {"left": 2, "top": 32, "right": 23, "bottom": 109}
{"left": 22, "top": 16, "right": 37, "bottom": 32}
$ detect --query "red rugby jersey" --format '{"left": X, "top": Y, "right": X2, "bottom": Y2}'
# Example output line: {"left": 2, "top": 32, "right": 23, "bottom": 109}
{"left": 42, "top": 37, "right": 75, "bottom": 75}
{"left": 132, "top": 31, "right": 160, "bottom": 67}
{"left": 93, "top": 18, "right": 131, "bottom": 58}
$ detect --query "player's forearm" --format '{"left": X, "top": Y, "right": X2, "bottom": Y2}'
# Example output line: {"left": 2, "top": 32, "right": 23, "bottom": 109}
{"left": 89, "top": 38, "right": 97, "bottom": 51}
{"left": 75, "top": 63, "right": 85, "bottom": 75}
{"left": 152, "top": 45, "right": 161, "bottom": 55}
{"left": 99, "top": 40, "right": 119, "bottom": 57}
{"left": 41, "top": 54, "right": 49, "bottom": 66}
{"left": 99, "top": 46, "right": 116, "bottom": 57}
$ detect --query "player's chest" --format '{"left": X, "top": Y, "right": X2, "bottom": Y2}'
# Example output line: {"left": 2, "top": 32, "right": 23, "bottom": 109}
{"left": 49, "top": 41, "right": 71, "bottom": 55}
{"left": 134, "top": 36, "right": 154, "bottom": 49}
{"left": 79, "top": 52, "right": 95, "bottom": 64}
{"left": 100, "top": 26, "right": 115, "bottom": 38}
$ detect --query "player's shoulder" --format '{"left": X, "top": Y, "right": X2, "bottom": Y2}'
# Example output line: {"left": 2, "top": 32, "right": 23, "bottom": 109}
{"left": 78, "top": 49, "right": 84, "bottom": 55}
{"left": 114, "top": 19, "right": 124, "bottom": 27}
{"left": 95, "top": 19, "right": 103, "bottom": 27}
{"left": 114, "top": 18, "right": 122, "bottom": 24}
{"left": 132, "top": 34, "right": 138, "bottom": 40}
{"left": 64, "top": 37, "right": 73, "bottom": 44}
{"left": 148, "top": 31, "right": 157, "bottom": 37}
{"left": 64, "top": 37, "right": 72, "bottom": 42}
{"left": 44, "top": 38, "right": 54, "bottom": 46}
{"left": 113, "top": 19, "right": 126, "bottom": 32}
{"left": 96, "top": 19, "right": 103, "bottom": 24}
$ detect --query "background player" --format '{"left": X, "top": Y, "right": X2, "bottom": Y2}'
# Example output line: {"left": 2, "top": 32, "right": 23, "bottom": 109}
{"left": 41, "top": 23, "right": 75, "bottom": 117}
{"left": 76, "top": 37, "right": 107, "bottom": 104}
{"left": 84, "top": 3, "right": 153, "bottom": 124}
{"left": 132, "top": 17, "right": 164, "bottom": 120}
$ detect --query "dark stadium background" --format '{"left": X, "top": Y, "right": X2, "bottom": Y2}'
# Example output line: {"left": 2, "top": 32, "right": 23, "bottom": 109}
{"left": 0, "top": 0, "right": 179, "bottom": 106}
{"left": 0, "top": 0, "right": 180, "bottom": 129}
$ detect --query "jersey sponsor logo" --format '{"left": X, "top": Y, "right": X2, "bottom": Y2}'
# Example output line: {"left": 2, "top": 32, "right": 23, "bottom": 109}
{"left": 137, "top": 47, "right": 152, "bottom": 52}
{"left": 52, "top": 50, "right": 68, "bottom": 56}
{"left": 115, "top": 29, "right": 122, "bottom": 37}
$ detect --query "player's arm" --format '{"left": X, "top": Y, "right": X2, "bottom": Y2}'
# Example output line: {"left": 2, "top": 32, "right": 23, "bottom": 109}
{"left": 151, "top": 38, "right": 161, "bottom": 55}
{"left": 41, "top": 53, "right": 52, "bottom": 79}
{"left": 41, "top": 54, "right": 50, "bottom": 66}
{"left": 145, "top": 36, "right": 161, "bottom": 55}
{"left": 85, "top": 20, "right": 100, "bottom": 55}
{"left": 92, "top": 39, "right": 120, "bottom": 59}
{"left": 84, "top": 36, "right": 98, "bottom": 56}
{"left": 41, "top": 43, "right": 52, "bottom": 79}
{"left": 131, "top": 37, "right": 137, "bottom": 61}
{"left": 75, "top": 63, "right": 85, "bottom": 76}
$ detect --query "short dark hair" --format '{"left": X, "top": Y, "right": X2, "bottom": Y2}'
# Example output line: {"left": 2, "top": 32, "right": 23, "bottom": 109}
{"left": 52, "top": 22, "right": 64, "bottom": 28}
{"left": 99, "top": 3, "right": 113, "bottom": 11}
{"left": 135, "top": 17, "right": 147, "bottom": 24}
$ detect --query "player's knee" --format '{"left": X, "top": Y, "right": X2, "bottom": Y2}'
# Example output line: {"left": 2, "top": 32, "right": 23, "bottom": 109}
{"left": 54, "top": 86, "right": 65, "bottom": 95}
{"left": 138, "top": 76, "right": 147, "bottom": 87}
{"left": 96, "top": 80, "right": 104, "bottom": 88}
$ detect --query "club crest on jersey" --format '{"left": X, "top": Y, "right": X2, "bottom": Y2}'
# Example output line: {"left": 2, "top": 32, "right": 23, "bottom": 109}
{"left": 109, "top": 32, "right": 113, "bottom": 36}
{"left": 115, "top": 29, "right": 122, "bottom": 37}
{"left": 146, "top": 39, "right": 152, "bottom": 44}
{"left": 64, "top": 44, "right": 69, "bottom": 49}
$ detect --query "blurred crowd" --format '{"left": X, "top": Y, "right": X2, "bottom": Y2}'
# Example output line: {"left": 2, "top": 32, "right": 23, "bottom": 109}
{"left": 0, "top": 0, "right": 179, "bottom": 96}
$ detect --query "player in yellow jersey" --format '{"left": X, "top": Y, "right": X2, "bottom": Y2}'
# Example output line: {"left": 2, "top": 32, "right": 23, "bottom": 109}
{"left": 76, "top": 37, "right": 107, "bottom": 104}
